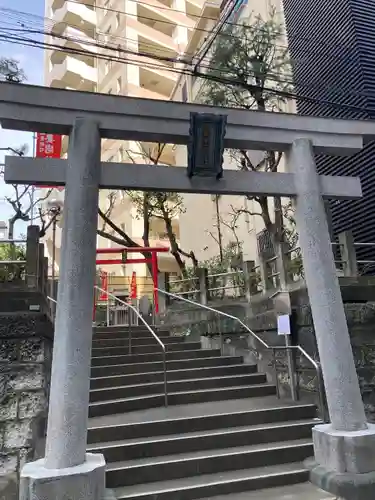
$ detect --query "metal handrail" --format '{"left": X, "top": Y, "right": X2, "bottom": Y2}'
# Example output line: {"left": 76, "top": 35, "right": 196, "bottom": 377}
{"left": 0, "top": 239, "right": 26, "bottom": 244}
{"left": 156, "top": 287, "right": 326, "bottom": 421}
{"left": 0, "top": 260, "right": 26, "bottom": 264}
{"left": 95, "top": 286, "right": 168, "bottom": 407}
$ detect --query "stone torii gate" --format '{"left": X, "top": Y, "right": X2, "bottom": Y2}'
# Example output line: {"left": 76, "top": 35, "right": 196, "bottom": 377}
{"left": 2, "top": 82, "right": 375, "bottom": 500}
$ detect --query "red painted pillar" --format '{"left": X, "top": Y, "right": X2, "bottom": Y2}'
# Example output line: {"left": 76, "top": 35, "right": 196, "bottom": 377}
{"left": 151, "top": 251, "right": 159, "bottom": 314}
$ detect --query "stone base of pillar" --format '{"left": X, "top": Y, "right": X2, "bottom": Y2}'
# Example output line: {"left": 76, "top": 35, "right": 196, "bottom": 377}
{"left": 307, "top": 423, "right": 375, "bottom": 500}
{"left": 20, "top": 453, "right": 106, "bottom": 500}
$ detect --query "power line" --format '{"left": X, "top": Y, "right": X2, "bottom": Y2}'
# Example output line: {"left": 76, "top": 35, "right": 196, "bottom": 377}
{"left": 0, "top": 18, "right": 364, "bottom": 101}
{"left": 193, "top": 0, "right": 238, "bottom": 70}
{"left": 0, "top": 10, "right": 191, "bottom": 59}
{"left": 1, "top": 5, "right": 368, "bottom": 71}
{"left": 2, "top": 23, "right": 374, "bottom": 104}
{"left": 46, "top": 0, "right": 375, "bottom": 58}
{"left": 0, "top": 26, "right": 374, "bottom": 115}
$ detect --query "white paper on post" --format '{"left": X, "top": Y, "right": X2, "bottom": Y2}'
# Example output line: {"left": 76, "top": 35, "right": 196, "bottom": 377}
{"left": 277, "top": 314, "right": 291, "bottom": 336}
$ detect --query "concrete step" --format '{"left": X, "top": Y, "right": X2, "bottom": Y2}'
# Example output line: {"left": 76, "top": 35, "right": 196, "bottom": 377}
{"left": 94, "top": 326, "right": 170, "bottom": 337}
{"left": 88, "top": 384, "right": 276, "bottom": 418}
{"left": 89, "top": 373, "right": 267, "bottom": 402}
{"left": 87, "top": 403, "right": 318, "bottom": 444}
{"left": 106, "top": 440, "right": 313, "bottom": 488}
{"left": 90, "top": 349, "right": 221, "bottom": 367}
{"left": 90, "top": 364, "right": 258, "bottom": 390}
{"left": 91, "top": 342, "right": 201, "bottom": 357}
{"left": 90, "top": 356, "right": 243, "bottom": 378}
{"left": 92, "top": 336, "right": 183, "bottom": 347}
{"left": 88, "top": 419, "right": 318, "bottom": 463}
{"left": 113, "top": 462, "right": 310, "bottom": 499}
{"left": 204, "top": 482, "right": 335, "bottom": 500}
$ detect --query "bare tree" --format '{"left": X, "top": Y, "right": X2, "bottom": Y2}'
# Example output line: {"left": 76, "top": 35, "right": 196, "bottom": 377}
{"left": 97, "top": 142, "right": 197, "bottom": 276}
{"left": 0, "top": 57, "right": 26, "bottom": 83}
{"left": 0, "top": 145, "right": 56, "bottom": 239}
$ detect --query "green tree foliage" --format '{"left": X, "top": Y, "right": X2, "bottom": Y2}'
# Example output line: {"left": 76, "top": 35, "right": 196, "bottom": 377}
{"left": 0, "top": 243, "right": 26, "bottom": 282}
{"left": 197, "top": 8, "right": 293, "bottom": 248}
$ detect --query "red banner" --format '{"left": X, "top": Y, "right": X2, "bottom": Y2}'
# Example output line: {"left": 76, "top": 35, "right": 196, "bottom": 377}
{"left": 99, "top": 272, "right": 108, "bottom": 301}
{"left": 36, "top": 133, "right": 64, "bottom": 190}
{"left": 130, "top": 272, "right": 137, "bottom": 299}
{"left": 36, "top": 133, "right": 62, "bottom": 158}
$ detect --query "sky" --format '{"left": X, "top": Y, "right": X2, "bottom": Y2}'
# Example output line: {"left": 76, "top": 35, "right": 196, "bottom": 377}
{"left": 0, "top": 0, "right": 45, "bottom": 235}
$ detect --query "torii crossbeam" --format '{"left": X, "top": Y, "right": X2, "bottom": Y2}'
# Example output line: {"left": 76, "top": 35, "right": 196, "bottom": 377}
{"left": 3, "top": 82, "right": 375, "bottom": 500}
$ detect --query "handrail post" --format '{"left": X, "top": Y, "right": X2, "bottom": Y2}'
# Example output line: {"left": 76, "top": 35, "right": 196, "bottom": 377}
{"left": 196, "top": 267, "right": 209, "bottom": 305}
{"left": 273, "top": 349, "right": 280, "bottom": 398}
{"left": 218, "top": 315, "right": 223, "bottom": 355}
{"left": 285, "top": 335, "right": 299, "bottom": 401}
{"left": 106, "top": 297, "right": 110, "bottom": 326}
{"left": 275, "top": 241, "right": 290, "bottom": 289}
{"left": 25, "top": 225, "right": 40, "bottom": 289}
{"left": 338, "top": 230, "right": 358, "bottom": 277}
{"left": 242, "top": 260, "right": 256, "bottom": 302}
{"left": 163, "top": 348, "right": 168, "bottom": 407}
{"left": 258, "top": 253, "right": 271, "bottom": 294}
{"left": 128, "top": 317, "right": 132, "bottom": 355}
{"left": 317, "top": 363, "right": 328, "bottom": 422}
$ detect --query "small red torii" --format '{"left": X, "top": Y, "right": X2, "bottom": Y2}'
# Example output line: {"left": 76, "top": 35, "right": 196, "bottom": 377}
{"left": 96, "top": 246, "right": 169, "bottom": 313}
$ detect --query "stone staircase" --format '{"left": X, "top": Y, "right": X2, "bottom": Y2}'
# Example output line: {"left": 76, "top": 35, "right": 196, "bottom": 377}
{"left": 87, "top": 325, "right": 330, "bottom": 500}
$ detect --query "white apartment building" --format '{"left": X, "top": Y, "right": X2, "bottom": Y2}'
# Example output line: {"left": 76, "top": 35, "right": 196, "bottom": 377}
{"left": 41, "top": 0, "right": 293, "bottom": 294}
{"left": 42, "top": 0, "right": 217, "bottom": 295}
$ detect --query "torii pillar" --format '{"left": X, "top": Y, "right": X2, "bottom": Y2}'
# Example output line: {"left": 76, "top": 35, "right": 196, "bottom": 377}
{"left": 290, "top": 139, "right": 375, "bottom": 500}
{"left": 20, "top": 119, "right": 106, "bottom": 500}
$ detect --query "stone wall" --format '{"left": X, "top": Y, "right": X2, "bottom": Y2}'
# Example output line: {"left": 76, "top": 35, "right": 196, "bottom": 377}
{"left": 0, "top": 312, "right": 53, "bottom": 500}
{"left": 162, "top": 288, "right": 375, "bottom": 422}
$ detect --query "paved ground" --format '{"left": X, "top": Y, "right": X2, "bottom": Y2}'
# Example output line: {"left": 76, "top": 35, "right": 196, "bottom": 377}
{"left": 204, "top": 482, "right": 336, "bottom": 500}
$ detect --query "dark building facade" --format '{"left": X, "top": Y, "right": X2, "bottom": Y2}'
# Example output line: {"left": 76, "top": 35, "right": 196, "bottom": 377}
{"left": 282, "top": 0, "right": 375, "bottom": 269}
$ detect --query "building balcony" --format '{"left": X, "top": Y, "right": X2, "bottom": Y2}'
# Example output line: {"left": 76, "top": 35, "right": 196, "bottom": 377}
{"left": 51, "top": 0, "right": 95, "bottom": 11}
{"left": 50, "top": 26, "right": 97, "bottom": 66}
{"left": 137, "top": 1, "right": 195, "bottom": 34}
{"left": 52, "top": 1, "right": 96, "bottom": 34}
{"left": 127, "top": 17, "right": 179, "bottom": 55}
{"left": 47, "top": 56, "right": 97, "bottom": 91}
{"left": 127, "top": 82, "right": 169, "bottom": 100}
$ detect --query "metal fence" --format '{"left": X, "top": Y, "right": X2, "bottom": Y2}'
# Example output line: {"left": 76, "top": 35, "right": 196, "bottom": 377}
{"left": 167, "top": 231, "right": 375, "bottom": 303}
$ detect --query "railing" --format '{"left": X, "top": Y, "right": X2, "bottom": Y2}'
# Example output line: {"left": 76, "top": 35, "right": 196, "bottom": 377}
{"left": 157, "top": 287, "right": 326, "bottom": 421}
{"left": 46, "top": 295, "right": 57, "bottom": 322}
{"left": 167, "top": 233, "right": 375, "bottom": 304}
{"left": 48, "top": 290, "right": 168, "bottom": 406}
{"left": 105, "top": 295, "right": 139, "bottom": 327}
{"left": 95, "top": 286, "right": 168, "bottom": 407}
